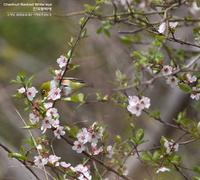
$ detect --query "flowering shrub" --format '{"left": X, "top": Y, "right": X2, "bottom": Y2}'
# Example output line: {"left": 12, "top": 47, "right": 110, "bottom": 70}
{"left": 1, "top": 0, "right": 200, "bottom": 180}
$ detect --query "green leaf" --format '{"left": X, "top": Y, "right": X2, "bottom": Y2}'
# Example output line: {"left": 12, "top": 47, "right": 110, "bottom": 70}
{"left": 170, "top": 154, "right": 181, "bottom": 165}
{"left": 8, "top": 152, "right": 27, "bottom": 161}
{"left": 178, "top": 82, "right": 192, "bottom": 93}
{"left": 66, "top": 126, "right": 79, "bottom": 138}
{"left": 141, "top": 151, "right": 152, "bottom": 162}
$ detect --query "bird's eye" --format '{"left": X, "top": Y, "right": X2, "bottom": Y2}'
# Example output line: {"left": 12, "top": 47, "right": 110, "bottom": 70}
{"left": 41, "top": 89, "right": 46, "bottom": 95}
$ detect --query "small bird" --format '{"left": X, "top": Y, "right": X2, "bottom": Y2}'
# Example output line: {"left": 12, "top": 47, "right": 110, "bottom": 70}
{"left": 40, "top": 77, "right": 86, "bottom": 97}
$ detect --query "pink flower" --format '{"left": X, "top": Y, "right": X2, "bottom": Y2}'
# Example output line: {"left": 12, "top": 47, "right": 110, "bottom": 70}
{"left": 72, "top": 141, "right": 86, "bottom": 153}
{"left": 41, "top": 117, "right": 53, "bottom": 133}
{"left": 91, "top": 145, "right": 103, "bottom": 155}
{"left": 60, "top": 162, "right": 71, "bottom": 169}
{"left": 74, "top": 164, "right": 92, "bottom": 180}
{"left": 57, "top": 55, "right": 67, "bottom": 68}
{"left": 48, "top": 155, "right": 61, "bottom": 166}
{"left": 186, "top": 73, "right": 197, "bottom": 83}
{"left": 48, "top": 87, "right": 61, "bottom": 101}
{"left": 43, "top": 102, "right": 53, "bottom": 110}
{"left": 34, "top": 155, "right": 48, "bottom": 168}
{"left": 26, "top": 87, "right": 38, "bottom": 101}
{"left": 77, "top": 128, "right": 91, "bottom": 144}
{"left": 29, "top": 112, "right": 39, "bottom": 124}
{"left": 54, "top": 69, "right": 64, "bottom": 80}
{"left": 164, "top": 139, "right": 179, "bottom": 154}
{"left": 46, "top": 108, "right": 59, "bottom": 119}
{"left": 54, "top": 125, "right": 65, "bottom": 139}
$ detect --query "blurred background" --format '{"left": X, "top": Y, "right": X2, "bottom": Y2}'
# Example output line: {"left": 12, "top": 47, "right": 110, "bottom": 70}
{"left": 0, "top": 0, "right": 200, "bottom": 180}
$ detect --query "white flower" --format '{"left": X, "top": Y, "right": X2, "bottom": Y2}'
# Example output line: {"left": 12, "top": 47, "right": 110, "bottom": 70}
{"left": 43, "top": 102, "right": 53, "bottom": 109}
{"left": 164, "top": 139, "right": 179, "bottom": 154}
{"left": 156, "top": 167, "right": 170, "bottom": 174}
{"left": 54, "top": 69, "right": 64, "bottom": 80}
{"left": 34, "top": 155, "right": 48, "bottom": 168}
{"left": 60, "top": 162, "right": 71, "bottom": 169}
{"left": 36, "top": 144, "right": 42, "bottom": 150}
{"left": 26, "top": 87, "right": 38, "bottom": 101}
{"left": 18, "top": 87, "right": 25, "bottom": 94}
{"left": 190, "top": 87, "right": 200, "bottom": 101}
{"left": 127, "top": 96, "right": 142, "bottom": 116}
{"left": 41, "top": 117, "right": 53, "bottom": 133}
{"left": 48, "top": 87, "right": 61, "bottom": 101}
{"left": 46, "top": 108, "right": 59, "bottom": 119}
{"left": 161, "top": 65, "right": 173, "bottom": 76}
{"left": 54, "top": 125, "right": 65, "bottom": 139}
{"left": 186, "top": 73, "right": 197, "bottom": 83}
{"left": 29, "top": 112, "right": 39, "bottom": 124}
{"left": 57, "top": 55, "right": 67, "bottom": 68}
{"left": 166, "top": 76, "right": 179, "bottom": 88}
{"left": 107, "top": 145, "right": 113, "bottom": 158}
{"left": 74, "top": 164, "right": 92, "bottom": 180}
{"left": 140, "top": 96, "right": 151, "bottom": 109}
{"left": 158, "top": 22, "right": 178, "bottom": 34}
{"left": 91, "top": 145, "right": 103, "bottom": 155}
{"left": 77, "top": 128, "right": 91, "bottom": 144}
{"left": 72, "top": 141, "right": 86, "bottom": 153}
{"left": 169, "top": 22, "right": 178, "bottom": 29}
{"left": 127, "top": 96, "right": 150, "bottom": 116}
{"left": 48, "top": 155, "right": 61, "bottom": 166}
{"left": 158, "top": 22, "right": 166, "bottom": 34}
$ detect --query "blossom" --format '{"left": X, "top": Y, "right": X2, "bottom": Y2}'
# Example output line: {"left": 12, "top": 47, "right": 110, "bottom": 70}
{"left": 74, "top": 164, "right": 92, "bottom": 180}
{"left": 72, "top": 141, "right": 86, "bottom": 153}
{"left": 29, "top": 112, "right": 39, "bottom": 124}
{"left": 164, "top": 139, "right": 179, "bottom": 154}
{"left": 43, "top": 102, "right": 53, "bottom": 109}
{"left": 57, "top": 55, "right": 67, "bottom": 68}
{"left": 54, "top": 69, "right": 64, "bottom": 80}
{"left": 158, "top": 22, "right": 166, "bottom": 34}
{"left": 158, "top": 22, "right": 178, "bottom": 34}
{"left": 48, "top": 155, "right": 61, "bottom": 166}
{"left": 48, "top": 87, "right": 61, "bottom": 101}
{"left": 34, "top": 155, "right": 48, "bottom": 168}
{"left": 140, "top": 96, "right": 151, "bottom": 109}
{"left": 186, "top": 73, "right": 197, "bottom": 83}
{"left": 127, "top": 96, "right": 142, "bottom": 116}
{"left": 127, "top": 96, "right": 150, "bottom": 116}
{"left": 18, "top": 87, "right": 25, "bottom": 94}
{"left": 41, "top": 117, "right": 53, "bottom": 133}
{"left": 156, "top": 167, "right": 170, "bottom": 174}
{"left": 166, "top": 76, "right": 179, "bottom": 88}
{"left": 60, "top": 162, "right": 71, "bottom": 169}
{"left": 46, "top": 108, "right": 59, "bottom": 119}
{"left": 91, "top": 145, "right": 103, "bottom": 155}
{"left": 161, "top": 65, "right": 173, "bottom": 76}
{"left": 54, "top": 125, "right": 65, "bottom": 139}
{"left": 77, "top": 128, "right": 91, "bottom": 144}
{"left": 190, "top": 87, "right": 200, "bottom": 101}
{"left": 26, "top": 87, "right": 38, "bottom": 101}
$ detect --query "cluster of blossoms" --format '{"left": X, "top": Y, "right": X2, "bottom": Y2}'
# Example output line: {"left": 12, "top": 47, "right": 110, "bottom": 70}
{"left": 34, "top": 154, "right": 91, "bottom": 180}
{"left": 18, "top": 86, "right": 38, "bottom": 101}
{"left": 127, "top": 96, "right": 151, "bottom": 116}
{"left": 160, "top": 65, "right": 200, "bottom": 100}
{"left": 72, "top": 125, "right": 104, "bottom": 155}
